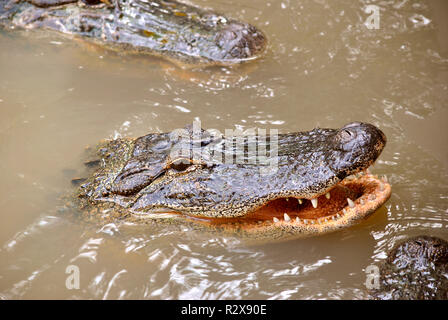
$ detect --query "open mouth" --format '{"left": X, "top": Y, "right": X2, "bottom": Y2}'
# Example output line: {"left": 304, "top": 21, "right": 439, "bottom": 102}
{"left": 180, "top": 171, "right": 391, "bottom": 236}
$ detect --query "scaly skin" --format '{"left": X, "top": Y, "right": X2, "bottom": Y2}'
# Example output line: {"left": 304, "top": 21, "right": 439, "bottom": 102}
{"left": 74, "top": 122, "right": 392, "bottom": 240}
{"left": 371, "top": 236, "right": 448, "bottom": 300}
{"left": 0, "top": 0, "right": 267, "bottom": 66}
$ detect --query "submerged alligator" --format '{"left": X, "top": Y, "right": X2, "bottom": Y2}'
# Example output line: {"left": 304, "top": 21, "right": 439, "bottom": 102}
{"left": 73, "top": 122, "right": 391, "bottom": 240}
{"left": 371, "top": 235, "right": 448, "bottom": 300}
{"left": 0, "top": 0, "right": 267, "bottom": 66}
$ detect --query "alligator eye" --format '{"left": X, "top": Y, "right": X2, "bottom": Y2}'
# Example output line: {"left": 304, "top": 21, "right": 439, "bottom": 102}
{"left": 81, "top": 0, "right": 103, "bottom": 4}
{"left": 337, "top": 129, "right": 356, "bottom": 142}
{"left": 169, "top": 159, "right": 192, "bottom": 172}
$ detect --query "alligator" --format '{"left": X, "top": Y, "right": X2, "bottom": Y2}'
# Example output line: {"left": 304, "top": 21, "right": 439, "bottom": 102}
{"left": 0, "top": 0, "right": 267, "bottom": 67}
{"left": 370, "top": 235, "right": 448, "bottom": 300}
{"left": 73, "top": 122, "right": 391, "bottom": 240}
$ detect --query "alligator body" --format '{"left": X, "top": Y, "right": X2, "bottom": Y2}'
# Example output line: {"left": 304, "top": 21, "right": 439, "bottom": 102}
{"left": 0, "top": 0, "right": 267, "bottom": 66}
{"left": 371, "top": 236, "right": 448, "bottom": 300}
{"left": 74, "top": 122, "right": 391, "bottom": 240}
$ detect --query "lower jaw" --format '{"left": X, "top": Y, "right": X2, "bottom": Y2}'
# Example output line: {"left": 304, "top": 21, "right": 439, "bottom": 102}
{"left": 186, "top": 173, "right": 391, "bottom": 239}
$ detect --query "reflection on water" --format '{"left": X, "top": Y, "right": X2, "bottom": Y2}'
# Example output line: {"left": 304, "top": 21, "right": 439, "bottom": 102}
{"left": 0, "top": 0, "right": 447, "bottom": 299}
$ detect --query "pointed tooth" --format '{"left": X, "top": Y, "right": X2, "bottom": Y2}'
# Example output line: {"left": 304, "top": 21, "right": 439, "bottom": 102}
{"left": 325, "top": 192, "right": 330, "bottom": 199}
{"left": 324, "top": 218, "right": 328, "bottom": 222}
{"left": 284, "top": 213, "right": 291, "bottom": 222}
{"left": 285, "top": 198, "right": 289, "bottom": 202}
{"left": 342, "top": 208, "right": 347, "bottom": 214}
{"left": 332, "top": 216, "right": 336, "bottom": 220}
{"left": 311, "top": 198, "right": 318, "bottom": 208}
{"left": 296, "top": 217, "right": 301, "bottom": 223}
{"left": 303, "top": 219, "right": 308, "bottom": 224}
{"left": 379, "top": 182, "right": 385, "bottom": 191}
{"left": 311, "top": 220, "right": 315, "bottom": 224}
{"left": 347, "top": 198, "right": 355, "bottom": 208}
{"left": 298, "top": 199, "right": 303, "bottom": 204}
{"left": 273, "top": 217, "right": 279, "bottom": 223}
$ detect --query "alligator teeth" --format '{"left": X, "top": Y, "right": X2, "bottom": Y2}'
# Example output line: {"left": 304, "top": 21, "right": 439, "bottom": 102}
{"left": 296, "top": 217, "right": 301, "bottom": 223}
{"left": 284, "top": 213, "right": 291, "bottom": 222}
{"left": 311, "top": 198, "right": 318, "bottom": 208}
{"left": 273, "top": 217, "right": 279, "bottom": 223}
{"left": 332, "top": 215, "right": 336, "bottom": 220}
{"left": 303, "top": 219, "right": 308, "bottom": 224}
{"left": 347, "top": 198, "right": 355, "bottom": 208}
{"left": 325, "top": 192, "right": 330, "bottom": 199}
{"left": 342, "top": 208, "right": 347, "bottom": 214}
{"left": 382, "top": 175, "right": 388, "bottom": 183}
{"left": 298, "top": 199, "right": 303, "bottom": 204}
{"left": 379, "top": 182, "right": 385, "bottom": 191}
{"left": 311, "top": 220, "right": 315, "bottom": 224}
{"left": 286, "top": 198, "right": 289, "bottom": 202}
{"left": 360, "top": 199, "right": 365, "bottom": 205}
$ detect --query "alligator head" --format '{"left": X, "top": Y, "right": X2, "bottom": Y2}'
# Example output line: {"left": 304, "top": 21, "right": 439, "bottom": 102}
{"left": 77, "top": 122, "right": 391, "bottom": 240}
{"left": 371, "top": 236, "right": 448, "bottom": 300}
{"left": 2, "top": 0, "right": 267, "bottom": 66}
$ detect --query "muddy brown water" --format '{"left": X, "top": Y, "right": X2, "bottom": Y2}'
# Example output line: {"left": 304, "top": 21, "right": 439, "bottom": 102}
{"left": 0, "top": 0, "right": 447, "bottom": 299}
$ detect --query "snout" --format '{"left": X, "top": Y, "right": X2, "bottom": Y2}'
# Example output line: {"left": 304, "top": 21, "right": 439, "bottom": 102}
{"left": 214, "top": 22, "right": 267, "bottom": 61}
